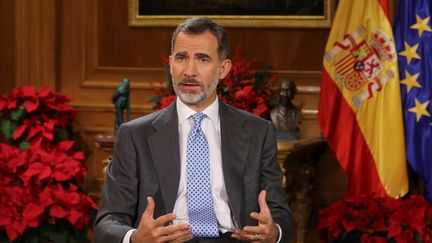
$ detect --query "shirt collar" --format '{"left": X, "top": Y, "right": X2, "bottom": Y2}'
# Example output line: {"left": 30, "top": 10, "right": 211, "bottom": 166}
{"left": 176, "top": 97, "right": 219, "bottom": 124}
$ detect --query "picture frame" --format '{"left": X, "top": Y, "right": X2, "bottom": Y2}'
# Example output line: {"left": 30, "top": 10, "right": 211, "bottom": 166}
{"left": 129, "top": 0, "right": 335, "bottom": 28}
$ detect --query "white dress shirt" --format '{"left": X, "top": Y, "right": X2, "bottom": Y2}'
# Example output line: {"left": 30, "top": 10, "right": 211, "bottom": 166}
{"left": 173, "top": 97, "right": 236, "bottom": 232}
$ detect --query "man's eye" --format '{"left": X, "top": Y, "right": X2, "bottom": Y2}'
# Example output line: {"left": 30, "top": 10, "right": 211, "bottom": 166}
{"left": 199, "top": 58, "right": 209, "bottom": 63}
{"left": 175, "top": 56, "right": 186, "bottom": 61}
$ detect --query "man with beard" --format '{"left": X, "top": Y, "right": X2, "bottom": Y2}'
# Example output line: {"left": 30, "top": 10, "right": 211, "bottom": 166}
{"left": 94, "top": 18, "right": 292, "bottom": 243}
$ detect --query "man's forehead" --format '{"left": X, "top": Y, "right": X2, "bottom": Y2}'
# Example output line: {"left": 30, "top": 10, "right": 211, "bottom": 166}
{"left": 173, "top": 31, "right": 218, "bottom": 52}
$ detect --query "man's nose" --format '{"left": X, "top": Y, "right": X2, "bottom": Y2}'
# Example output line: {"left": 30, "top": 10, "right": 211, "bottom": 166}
{"left": 184, "top": 60, "right": 197, "bottom": 77}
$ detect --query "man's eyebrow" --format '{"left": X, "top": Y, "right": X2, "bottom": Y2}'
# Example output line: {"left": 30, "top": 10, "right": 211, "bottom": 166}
{"left": 174, "top": 51, "right": 187, "bottom": 57}
{"left": 195, "top": 53, "right": 211, "bottom": 59}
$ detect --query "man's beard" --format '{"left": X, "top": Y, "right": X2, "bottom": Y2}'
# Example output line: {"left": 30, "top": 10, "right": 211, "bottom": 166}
{"left": 173, "top": 77, "right": 218, "bottom": 105}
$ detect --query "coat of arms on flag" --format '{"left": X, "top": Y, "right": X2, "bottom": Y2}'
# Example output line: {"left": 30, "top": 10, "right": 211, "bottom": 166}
{"left": 325, "top": 26, "right": 397, "bottom": 107}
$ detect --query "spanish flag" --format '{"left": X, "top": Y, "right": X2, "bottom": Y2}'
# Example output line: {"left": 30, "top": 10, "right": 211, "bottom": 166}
{"left": 318, "top": 0, "right": 408, "bottom": 198}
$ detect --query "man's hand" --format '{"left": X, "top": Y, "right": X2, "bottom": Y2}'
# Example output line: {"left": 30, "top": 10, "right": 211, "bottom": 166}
{"left": 231, "top": 191, "right": 279, "bottom": 242}
{"left": 131, "top": 197, "right": 192, "bottom": 243}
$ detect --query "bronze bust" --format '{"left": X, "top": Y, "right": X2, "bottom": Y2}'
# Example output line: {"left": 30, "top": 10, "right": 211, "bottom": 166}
{"left": 270, "top": 80, "right": 301, "bottom": 140}
{"left": 112, "top": 78, "right": 131, "bottom": 132}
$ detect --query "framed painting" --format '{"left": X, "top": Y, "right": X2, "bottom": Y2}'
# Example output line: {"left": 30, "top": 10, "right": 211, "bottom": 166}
{"left": 129, "top": 0, "right": 335, "bottom": 28}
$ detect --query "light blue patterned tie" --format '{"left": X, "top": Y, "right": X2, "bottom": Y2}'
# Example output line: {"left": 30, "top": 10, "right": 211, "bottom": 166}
{"left": 186, "top": 113, "right": 219, "bottom": 238}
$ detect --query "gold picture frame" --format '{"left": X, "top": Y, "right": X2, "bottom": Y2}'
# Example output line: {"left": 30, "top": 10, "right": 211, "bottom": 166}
{"left": 129, "top": 0, "right": 335, "bottom": 28}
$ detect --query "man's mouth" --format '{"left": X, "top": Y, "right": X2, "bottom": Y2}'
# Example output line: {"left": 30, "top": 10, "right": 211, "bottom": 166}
{"left": 179, "top": 78, "right": 201, "bottom": 88}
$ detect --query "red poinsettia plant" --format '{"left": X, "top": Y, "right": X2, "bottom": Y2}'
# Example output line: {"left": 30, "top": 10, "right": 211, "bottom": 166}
{"left": 317, "top": 193, "right": 432, "bottom": 243}
{"left": 0, "top": 86, "right": 98, "bottom": 242}
{"left": 150, "top": 46, "right": 278, "bottom": 119}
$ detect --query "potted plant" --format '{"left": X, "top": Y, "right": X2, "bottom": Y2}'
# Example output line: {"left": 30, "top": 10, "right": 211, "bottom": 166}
{"left": 317, "top": 193, "right": 432, "bottom": 242}
{"left": 0, "top": 86, "right": 98, "bottom": 243}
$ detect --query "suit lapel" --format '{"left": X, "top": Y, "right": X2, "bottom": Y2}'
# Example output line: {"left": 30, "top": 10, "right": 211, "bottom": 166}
{"left": 148, "top": 103, "right": 181, "bottom": 214}
{"left": 219, "top": 102, "right": 250, "bottom": 226}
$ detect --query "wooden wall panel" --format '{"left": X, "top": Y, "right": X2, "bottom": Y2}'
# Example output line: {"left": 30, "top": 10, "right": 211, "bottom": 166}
{"left": 0, "top": 0, "right": 58, "bottom": 93}
{"left": 15, "top": 0, "right": 57, "bottom": 89}
{"left": 0, "top": 0, "right": 15, "bottom": 94}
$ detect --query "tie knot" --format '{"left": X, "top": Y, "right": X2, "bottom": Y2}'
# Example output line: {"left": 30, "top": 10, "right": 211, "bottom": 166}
{"left": 191, "top": 113, "right": 206, "bottom": 129}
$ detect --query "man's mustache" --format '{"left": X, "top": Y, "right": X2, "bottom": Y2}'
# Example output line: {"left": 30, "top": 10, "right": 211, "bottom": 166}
{"left": 179, "top": 78, "right": 201, "bottom": 86}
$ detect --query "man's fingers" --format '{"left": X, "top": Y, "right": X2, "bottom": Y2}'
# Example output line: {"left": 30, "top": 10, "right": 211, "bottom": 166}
{"left": 143, "top": 197, "right": 155, "bottom": 218}
{"left": 258, "top": 190, "right": 270, "bottom": 213}
{"left": 158, "top": 223, "right": 190, "bottom": 236}
{"left": 250, "top": 211, "right": 268, "bottom": 224}
{"left": 170, "top": 233, "right": 194, "bottom": 243}
{"left": 243, "top": 226, "right": 264, "bottom": 235}
{"left": 232, "top": 230, "right": 262, "bottom": 242}
{"left": 154, "top": 213, "right": 176, "bottom": 226}
{"left": 160, "top": 226, "right": 192, "bottom": 242}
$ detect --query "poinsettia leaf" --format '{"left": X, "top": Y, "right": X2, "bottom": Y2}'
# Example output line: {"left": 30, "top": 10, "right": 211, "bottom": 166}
{"left": 6, "top": 227, "right": 20, "bottom": 241}
{"left": 19, "top": 141, "right": 30, "bottom": 150}
{"left": 49, "top": 205, "right": 69, "bottom": 218}
{"left": 42, "top": 131, "right": 54, "bottom": 141}
{"left": 13, "top": 124, "right": 27, "bottom": 140}
{"left": 23, "top": 203, "right": 44, "bottom": 220}
{"left": 11, "top": 106, "right": 25, "bottom": 121}
{"left": 67, "top": 210, "right": 81, "bottom": 225}
{"left": 73, "top": 151, "right": 85, "bottom": 160}
{"left": 58, "top": 140, "right": 74, "bottom": 151}
{"left": 38, "top": 86, "right": 53, "bottom": 98}
{"left": 21, "top": 85, "right": 36, "bottom": 97}
{"left": 55, "top": 128, "right": 69, "bottom": 141}
{"left": 1, "top": 119, "right": 18, "bottom": 140}
{"left": 24, "top": 99, "right": 39, "bottom": 113}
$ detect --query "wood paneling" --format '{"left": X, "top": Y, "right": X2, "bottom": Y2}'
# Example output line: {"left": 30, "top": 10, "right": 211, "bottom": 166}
{"left": 0, "top": 0, "right": 58, "bottom": 93}
{"left": 0, "top": 0, "right": 15, "bottom": 94}
{"left": 15, "top": 0, "right": 57, "bottom": 89}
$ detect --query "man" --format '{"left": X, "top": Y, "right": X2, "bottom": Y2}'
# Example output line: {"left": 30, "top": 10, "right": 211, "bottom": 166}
{"left": 94, "top": 18, "right": 293, "bottom": 243}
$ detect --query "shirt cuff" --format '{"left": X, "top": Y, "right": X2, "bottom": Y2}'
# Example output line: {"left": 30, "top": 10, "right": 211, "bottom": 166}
{"left": 275, "top": 223, "right": 282, "bottom": 243}
{"left": 122, "top": 229, "right": 136, "bottom": 243}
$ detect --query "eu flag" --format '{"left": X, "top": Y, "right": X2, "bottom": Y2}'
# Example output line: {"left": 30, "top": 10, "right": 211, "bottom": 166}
{"left": 394, "top": 0, "right": 432, "bottom": 200}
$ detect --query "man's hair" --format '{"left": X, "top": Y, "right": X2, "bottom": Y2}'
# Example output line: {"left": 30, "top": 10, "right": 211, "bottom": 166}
{"left": 171, "top": 18, "right": 230, "bottom": 60}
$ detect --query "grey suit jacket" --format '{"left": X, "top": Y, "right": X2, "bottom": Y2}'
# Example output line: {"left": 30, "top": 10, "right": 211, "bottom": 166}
{"left": 94, "top": 101, "right": 293, "bottom": 243}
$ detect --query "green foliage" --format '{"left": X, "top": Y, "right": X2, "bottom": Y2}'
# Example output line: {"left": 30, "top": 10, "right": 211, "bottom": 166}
{"left": 1, "top": 119, "right": 18, "bottom": 141}
{"left": 11, "top": 106, "right": 25, "bottom": 121}
{"left": 19, "top": 141, "right": 30, "bottom": 150}
{"left": 55, "top": 128, "right": 69, "bottom": 142}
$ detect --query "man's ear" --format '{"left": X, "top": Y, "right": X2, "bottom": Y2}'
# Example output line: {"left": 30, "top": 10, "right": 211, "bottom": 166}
{"left": 219, "top": 59, "right": 232, "bottom": 79}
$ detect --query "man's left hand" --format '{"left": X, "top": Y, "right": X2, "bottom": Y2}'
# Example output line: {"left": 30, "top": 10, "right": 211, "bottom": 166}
{"left": 231, "top": 190, "right": 279, "bottom": 242}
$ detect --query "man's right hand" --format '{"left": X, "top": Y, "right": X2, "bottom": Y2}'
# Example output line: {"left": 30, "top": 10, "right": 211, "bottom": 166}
{"left": 131, "top": 197, "right": 192, "bottom": 243}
